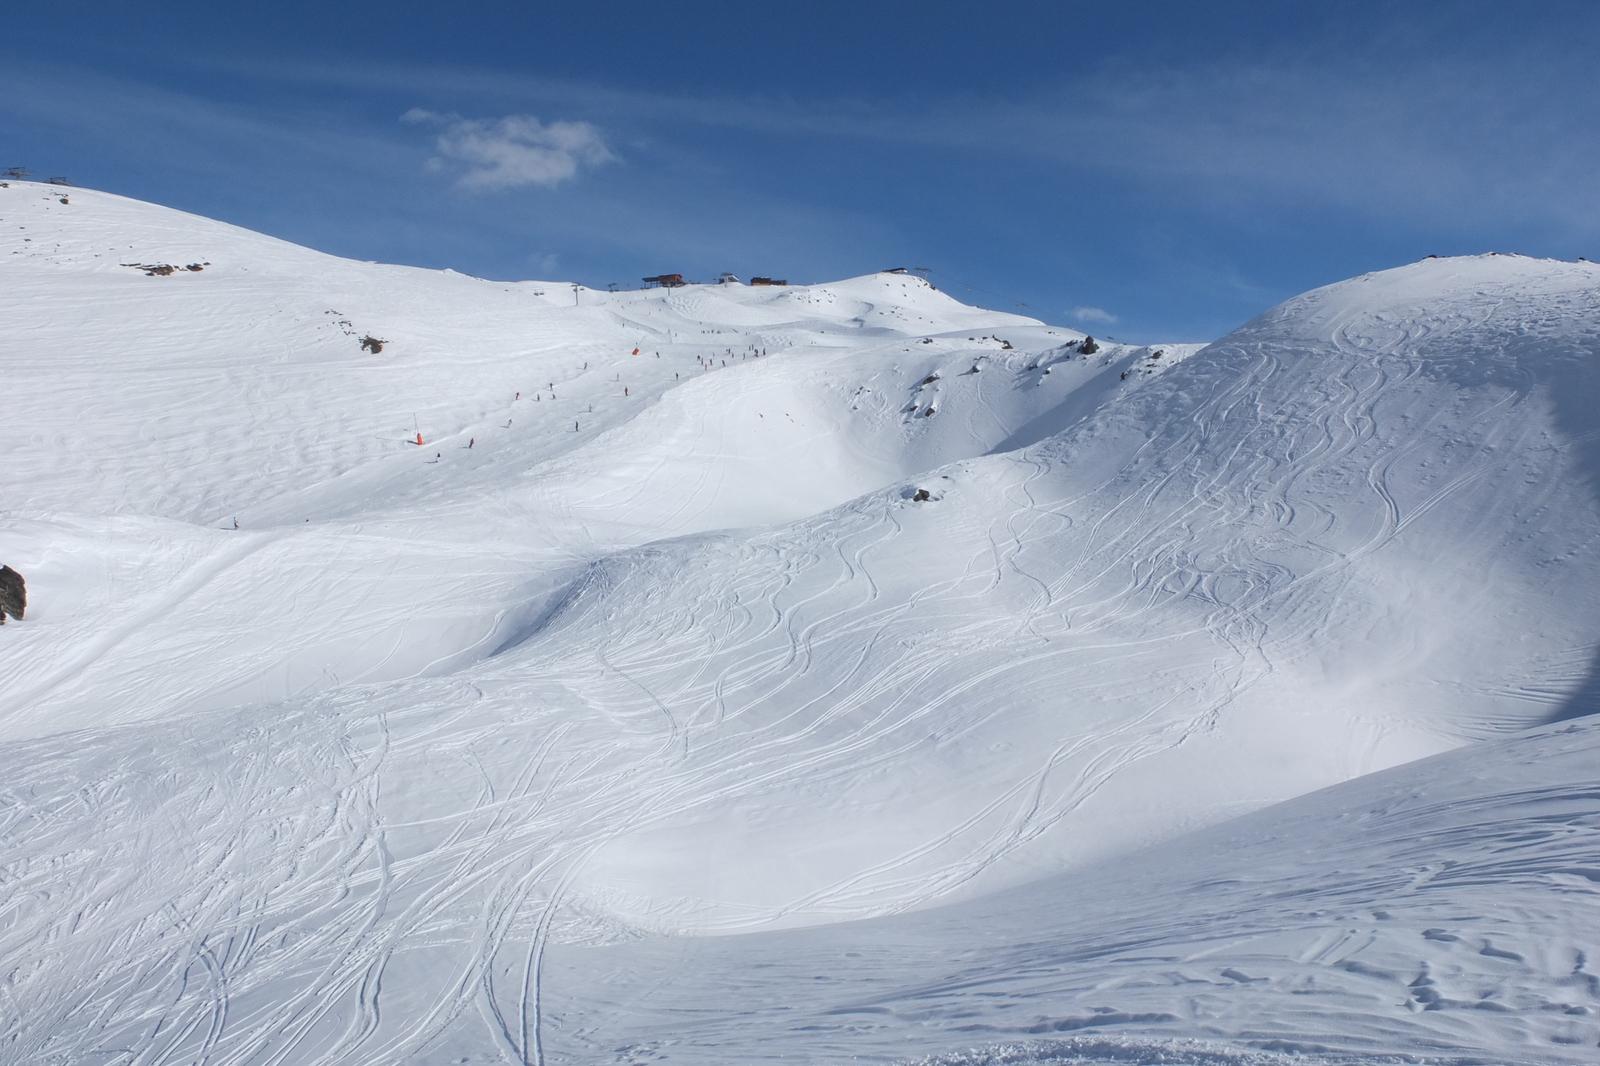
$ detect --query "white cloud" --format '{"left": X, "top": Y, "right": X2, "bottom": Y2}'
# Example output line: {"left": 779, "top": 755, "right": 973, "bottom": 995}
{"left": 260, "top": 56, "right": 1600, "bottom": 233}
{"left": 526, "top": 250, "right": 561, "bottom": 276}
{"left": 1073, "top": 306, "right": 1117, "bottom": 324}
{"left": 404, "top": 109, "right": 614, "bottom": 189}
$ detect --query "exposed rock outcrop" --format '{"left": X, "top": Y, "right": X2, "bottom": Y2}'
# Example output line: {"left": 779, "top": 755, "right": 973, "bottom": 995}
{"left": 0, "top": 565, "right": 25, "bottom": 623}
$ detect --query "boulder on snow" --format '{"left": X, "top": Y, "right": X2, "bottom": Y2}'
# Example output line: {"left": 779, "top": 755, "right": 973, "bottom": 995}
{"left": 1078, "top": 336, "right": 1100, "bottom": 355}
{"left": 0, "top": 565, "right": 25, "bottom": 623}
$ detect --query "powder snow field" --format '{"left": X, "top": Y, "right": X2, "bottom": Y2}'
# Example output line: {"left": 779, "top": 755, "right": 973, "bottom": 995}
{"left": 2, "top": 181, "right": 1599, "bottom": 1065}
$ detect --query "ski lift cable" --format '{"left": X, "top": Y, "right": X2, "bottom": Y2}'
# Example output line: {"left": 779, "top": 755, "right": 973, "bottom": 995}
{"left": 921, "top": 268, "right": 1034, "bottom": 312}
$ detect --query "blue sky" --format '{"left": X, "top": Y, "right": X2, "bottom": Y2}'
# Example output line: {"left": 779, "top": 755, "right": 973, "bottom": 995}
{"left": 4, "top": 1, "right": 1599, "bottom": 341}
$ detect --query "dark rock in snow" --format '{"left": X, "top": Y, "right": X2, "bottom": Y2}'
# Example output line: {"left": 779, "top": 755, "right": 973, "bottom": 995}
{"left": 1079, "top": 336, "right": 1099, "bottom": 355}
{"left": 0, "top": 565, "right": 25, "bottom": 623}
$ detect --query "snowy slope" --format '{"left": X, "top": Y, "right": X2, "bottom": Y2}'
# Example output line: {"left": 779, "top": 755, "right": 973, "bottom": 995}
{"left": 541, "top": 715, "right": 1600, "bottom": 1065}
{"left": 499, "top": 251, "right": 1600, "bottom": 936}
{"left": 1, "top": 181, "right": 1134, "bottom": 738}
{"left": 3, "top": 182, "right": 1600, "bottom": 1066}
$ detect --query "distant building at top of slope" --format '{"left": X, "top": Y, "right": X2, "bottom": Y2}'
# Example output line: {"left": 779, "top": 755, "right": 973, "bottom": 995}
{"left": 749, "top": 277, "right": 788, "bottom": 286}
{"left": 642, "top": 274, "right": 686, "bottom": 288}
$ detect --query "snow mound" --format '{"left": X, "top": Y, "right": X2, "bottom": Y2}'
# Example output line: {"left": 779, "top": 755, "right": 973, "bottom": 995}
{"left": 542, "top": 717, "right": 1600, "bottom": 1065}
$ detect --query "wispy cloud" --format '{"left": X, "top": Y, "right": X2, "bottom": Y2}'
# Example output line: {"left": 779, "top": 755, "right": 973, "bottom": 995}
{"left": 207, "top": 50, "right": 1600, "bottom": 234}
{"left": 1073, "top": 306, "right": 1117, "bottom": 324}
{"left": 403, "top": 109, "right": 614, "bottom": 189}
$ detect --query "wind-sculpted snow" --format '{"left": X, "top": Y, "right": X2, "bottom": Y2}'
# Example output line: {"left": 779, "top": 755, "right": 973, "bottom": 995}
{"left": 2, "top": 184, "right": 1600, "bottom": 1064}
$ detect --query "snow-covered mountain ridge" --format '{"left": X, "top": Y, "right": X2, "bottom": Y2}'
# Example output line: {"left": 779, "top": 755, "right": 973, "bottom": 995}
{"left": 3, "top": 181, "right": 1599, "bottom": 1064}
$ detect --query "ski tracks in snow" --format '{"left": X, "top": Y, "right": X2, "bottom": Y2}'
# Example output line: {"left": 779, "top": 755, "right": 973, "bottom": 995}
{"left": 8, "top": 223, "right": 1600, "bottom": 1066}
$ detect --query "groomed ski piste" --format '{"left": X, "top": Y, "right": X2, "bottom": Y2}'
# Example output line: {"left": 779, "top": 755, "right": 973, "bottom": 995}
{"left": 2, "top": 180, "right": 1599, "bottom": 1066}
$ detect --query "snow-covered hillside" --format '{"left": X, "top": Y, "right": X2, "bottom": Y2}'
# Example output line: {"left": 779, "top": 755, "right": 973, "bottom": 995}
{"left": 544, "top": 716, "right": 1600, "bottom": 1065}
{"left": 3, "top": 181, "right": 1599, "bottom": 1065}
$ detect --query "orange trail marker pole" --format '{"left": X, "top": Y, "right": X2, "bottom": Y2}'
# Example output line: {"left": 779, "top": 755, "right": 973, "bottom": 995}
{"left": 415, "top": 432, "right": 424, "bottom": 446}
